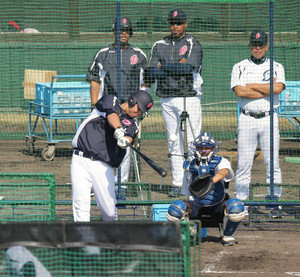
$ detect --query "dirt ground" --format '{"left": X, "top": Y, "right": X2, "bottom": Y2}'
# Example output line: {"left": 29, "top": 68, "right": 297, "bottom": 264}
{"left": 0, "top": 138, "right": 300, "bottom": 276}
{"left": 200, "top": 225, "right": 300, "bottom": 277}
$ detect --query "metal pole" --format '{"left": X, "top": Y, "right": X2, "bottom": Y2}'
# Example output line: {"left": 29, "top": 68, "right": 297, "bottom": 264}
{"left": 269, "top": 1, "right": 274, "bottom": 197}
{"left": 116, "top": 1, "right": 123, "bottom": 200}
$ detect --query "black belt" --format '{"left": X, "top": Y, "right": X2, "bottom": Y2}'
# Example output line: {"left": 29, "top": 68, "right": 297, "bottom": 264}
{"left": 73, "top": 149, "right": 98, "bottom": 160}
{"left": 241, "top": 109, "right": 274, "bottom": 119}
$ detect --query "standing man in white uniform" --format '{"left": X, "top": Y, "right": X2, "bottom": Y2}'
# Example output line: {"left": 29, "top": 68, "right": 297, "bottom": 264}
{"left": 71, "top": 90, "right": 153, "bottom": 222}
{"left": 145, "top": 9, "right": 203, "bottom": 197}
{"left": 231, "top": 30, "right": 285, "bottom": 217}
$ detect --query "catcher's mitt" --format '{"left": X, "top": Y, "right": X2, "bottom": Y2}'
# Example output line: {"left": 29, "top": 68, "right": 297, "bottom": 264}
{"left": 189, "top": 172, "right": 214, "bottom": 199}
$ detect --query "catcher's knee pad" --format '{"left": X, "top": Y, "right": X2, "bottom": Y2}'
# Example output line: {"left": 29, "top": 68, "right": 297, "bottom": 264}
{"left": 167, "top": 200, "right": 189, "bottom": 221}
{"left": 225, "top": 198, "right": 246, "bottom": 222}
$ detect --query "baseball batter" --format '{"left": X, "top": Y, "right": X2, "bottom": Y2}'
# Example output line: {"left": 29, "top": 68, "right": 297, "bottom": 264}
{"left": 71, "top": 90, "right": 153, "bottom": 222}
{"left": 86, "top": 17, "right": 150, "bottom": 183}
{"left": 231, "top": 30, "right": 285, "bottom": 215}
{"left": 167, "top": 132, "right": 245, "bottom": 245}
{"left": 145, "top": 9, "right": 203, "bottom": 197}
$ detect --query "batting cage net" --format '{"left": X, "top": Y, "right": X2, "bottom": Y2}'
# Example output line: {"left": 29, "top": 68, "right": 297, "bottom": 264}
{"left": 0, "top": 221, "right": 200, "bottom": 276}
{"left": 0, "top": 0, "right": 299, "bottom": 224}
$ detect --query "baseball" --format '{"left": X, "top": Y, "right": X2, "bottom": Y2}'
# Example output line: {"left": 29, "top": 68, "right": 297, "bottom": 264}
{"left": 170, "top": 134, "right": 177, "bottom": 142}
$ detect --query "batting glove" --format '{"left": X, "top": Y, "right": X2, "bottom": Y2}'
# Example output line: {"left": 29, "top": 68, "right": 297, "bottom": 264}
{"left": 114, "top": 127, "right": 126, "bottom": 140}
{"left": 117, "top": 137, "right": 130, "bottom": 149}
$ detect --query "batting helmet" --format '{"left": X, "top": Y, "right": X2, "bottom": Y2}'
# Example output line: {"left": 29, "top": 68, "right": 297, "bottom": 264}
{"left": 193, "top": 132, "right": 219, "bottom": 162}
{"left": 112, "top": 17, "right": 133, "bottom": 37}
{"left": 128, "top": 90, "right": 153, "bottom": 114}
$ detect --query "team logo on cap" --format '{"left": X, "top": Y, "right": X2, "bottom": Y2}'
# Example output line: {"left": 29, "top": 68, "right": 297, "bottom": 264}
{"left": 179, "top": 45, "right": 188, "bottom": 55}
{"left": 147, "top": 103, "right": 153, "bottom": 109}
{"left": 130, "top": 55, "right": 138, "bottom": 65}
{"left": 123, "top": 119, "right": 131, "bottom": 126}
{"left": 173, "top": 11, "right": 178, "bottom": 17}
{"left": 123, "top": 18, "right": 127, "bottom": 24}
{"left": 256, "top": 33, "right": 261, "bottom": 39}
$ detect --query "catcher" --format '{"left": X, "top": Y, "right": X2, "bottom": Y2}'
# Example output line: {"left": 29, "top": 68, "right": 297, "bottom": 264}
{"left": 167, "top": 132, "right": 246, "bottom": 245}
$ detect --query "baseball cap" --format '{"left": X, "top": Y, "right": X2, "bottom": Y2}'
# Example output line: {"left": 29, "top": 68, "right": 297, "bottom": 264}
{"left": 249, "top": 30, "right": 268, "bottom": 46}
{"left": 112, "top": 17, "right": 133, "bottom": 37}
{"left": 167, "top": 10, "right": 187, "bottom": 24}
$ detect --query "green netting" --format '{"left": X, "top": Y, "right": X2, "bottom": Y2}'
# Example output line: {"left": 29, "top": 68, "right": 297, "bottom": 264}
{"left": 0, "top": 0, "right": 299, "bottom": 206}
{"left": 245, "top": 183, "right": 300, "bottom": 223}
{"left": 0, "top": 173, "right": 55, "bottom": 221}
{"left": 0, "top": 221, "right": 200, "bottom": 277}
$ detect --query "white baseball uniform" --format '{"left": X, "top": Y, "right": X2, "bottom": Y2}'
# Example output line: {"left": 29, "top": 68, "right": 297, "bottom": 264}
{"left": 231, "top": 57, "right": 285, "bottom": 200}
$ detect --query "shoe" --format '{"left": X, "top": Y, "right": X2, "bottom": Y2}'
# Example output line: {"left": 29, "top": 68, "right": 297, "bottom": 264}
{"left": 244, "top": 206, "right": 249, "bottom": 216}
{"left": 168, "top": 186, "right": 182, "bottom": 198}
{"left": 221, "top": 236, "right": 237, "bottom": 246}
{"left": 116, "top": 187, "right": 127, "bottom": 201}
{"left": 82, "top": 246, "right": 101, "bottom": 256}
{"left": 269, "top": 208, "right": 283, "bottom": 218}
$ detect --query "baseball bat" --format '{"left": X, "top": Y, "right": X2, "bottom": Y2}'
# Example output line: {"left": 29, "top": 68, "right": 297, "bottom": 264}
{"left": 128, "top": 144, "right": 167, "bottom": 177}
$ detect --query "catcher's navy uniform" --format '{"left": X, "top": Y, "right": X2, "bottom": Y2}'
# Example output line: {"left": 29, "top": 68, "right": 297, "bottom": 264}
{"left": 145, "top": 30, "right": 204, "bottom": 191}
{"left": 71, "top": 95, "right": 138, "bottom": 222}
{"left": 87, "top": 44, "right": 148, "bottom": 102}
{"left": 183, "top": 156, "right": 233, "bottom": 218}
{"left": 167, "top": 132, "right": 245, "bottom": 245}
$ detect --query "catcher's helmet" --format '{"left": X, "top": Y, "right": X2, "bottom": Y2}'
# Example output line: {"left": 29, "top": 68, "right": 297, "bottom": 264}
{"left": 128, "top": 90, "right": 153, "bottom": 114}
{"left": 112, "top": 17, "right": 133, "bottom": 37}
{"left": 193, "top": 132, "right": 219, "bottom": 162}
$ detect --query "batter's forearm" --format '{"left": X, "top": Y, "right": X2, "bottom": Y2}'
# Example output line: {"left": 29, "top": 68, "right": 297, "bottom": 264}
{"left": 107, "top": 113, "right": 123, "bottom": 130}
{"left": 108, "top": 114, "right": 133, "bottom": 144}
{"left": 90, "top": 81, "right": 100, "bottom": 104}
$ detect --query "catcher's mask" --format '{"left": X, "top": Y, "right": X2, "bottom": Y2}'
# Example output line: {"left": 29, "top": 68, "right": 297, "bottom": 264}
{"left": 112, "top": 17, "right": 133, "bottom": 37}
{"left": 193, "top": 132, "right": 219, "bottom": 162}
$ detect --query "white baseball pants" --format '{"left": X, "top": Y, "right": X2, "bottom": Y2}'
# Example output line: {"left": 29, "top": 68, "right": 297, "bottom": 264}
{"left": 71, "top": 154, "right": 118, "bottom": 222}
{"left": 160, "top": 96, "right": 202, "bottom": 187}
{"left": 235, "top": 113, "right": 282, "bottom": 200}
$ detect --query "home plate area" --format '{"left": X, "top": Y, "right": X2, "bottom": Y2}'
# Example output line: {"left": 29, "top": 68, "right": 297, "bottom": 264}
{"left": 201, "top": 226, "right": 300, "bottom": 277}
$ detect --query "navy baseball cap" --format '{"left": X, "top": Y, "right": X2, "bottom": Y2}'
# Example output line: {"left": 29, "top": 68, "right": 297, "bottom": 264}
{"left": 167, "top": 10, "right": 187, "bottom": 23}
{"left": 249, "top": 30, "right": 268, "bottom": 46}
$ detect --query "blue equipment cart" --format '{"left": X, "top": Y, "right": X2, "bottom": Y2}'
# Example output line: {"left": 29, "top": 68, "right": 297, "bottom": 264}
{"left": 26, "top": 75, "right": 91, "bottom": 161}
{"left": 237, "top": 81, "right": 300, "bottom": 139}
{"left": 278, "top": 81, "right": 300, "bottom": 136}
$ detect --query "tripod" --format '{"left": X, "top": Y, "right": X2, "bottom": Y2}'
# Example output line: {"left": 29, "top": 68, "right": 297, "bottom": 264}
{"left": 159, "top": 96, "right": 198, "bottom": 191}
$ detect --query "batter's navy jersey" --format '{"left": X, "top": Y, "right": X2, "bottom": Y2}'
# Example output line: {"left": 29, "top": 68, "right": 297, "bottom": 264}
{"left": 86, "top": 44, "right": 148, "bottom": 102}
{"left": 148, "top": 34, "right": 203, "bottom": 98}
{"left": 72, "top": 95, "right": 138, "bottom": 167}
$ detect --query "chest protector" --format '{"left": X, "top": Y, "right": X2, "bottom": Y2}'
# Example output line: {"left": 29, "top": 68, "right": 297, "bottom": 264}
{"left": 184, "top": 156, "right": 225, "bottom": 206}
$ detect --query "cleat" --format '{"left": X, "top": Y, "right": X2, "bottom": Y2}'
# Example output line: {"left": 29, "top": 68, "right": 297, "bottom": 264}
{"left": 269, "top": 208, "right": 283, "bottom": 218}
{"left": 168, "top": 186, "right": 182, "bottom": 198}
{"left": 221, "top": 236, "right": 237, "bottom": 246}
